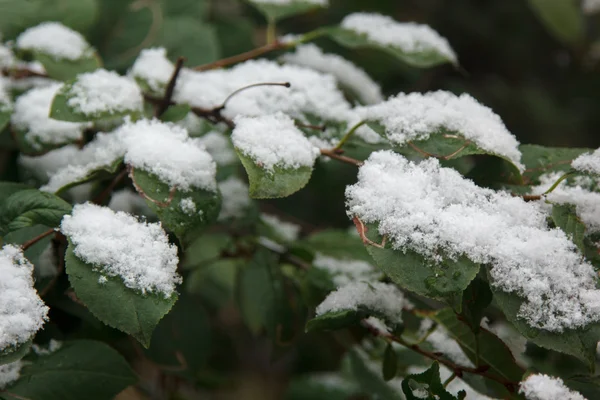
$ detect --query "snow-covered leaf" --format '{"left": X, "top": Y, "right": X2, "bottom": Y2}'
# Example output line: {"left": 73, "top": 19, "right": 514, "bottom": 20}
{"left": 551, "top": 204, "right": 586, "bottom": 253}
{"left": 519, "top": 373, "right": 587, "bottom": 400}
{"left": 0, "top": 189, "right": 72, "bottom": 235}
{"left": 327, "top": 13, "right": 457, "bottom": 68}
{"left": 520, "top": 144, "right": 592, "bottom": 183}
{"left": 246, "top": 0, "right": 328, "bottom": 22}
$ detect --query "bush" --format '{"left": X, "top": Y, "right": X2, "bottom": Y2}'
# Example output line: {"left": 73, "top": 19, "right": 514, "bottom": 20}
{"left": 0, "top": 1, "right": 599, "bottom": 399}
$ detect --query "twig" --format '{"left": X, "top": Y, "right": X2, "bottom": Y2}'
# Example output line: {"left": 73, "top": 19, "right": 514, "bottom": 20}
{"left": 2, "top": 67, "right": 48, "bottom": 79}
{"left": 295, "top": 122, "right": 326, "bottom": 132}
{"left": 193, "top": 41, "right": 288, "bottom": 72}
{"left": 214, "top": 82, "right": 290, "bottom": 113}
{"left": 320, "top": 148, "right": 364, "bottom": 166}
{"left": 92, "top": 167, "right": 128, "bottom": 205}
{"left": 155, "top": 57, "right": 185, "bottom": 117}
{"left": 334, "top": 120, "right": 366, "bottom": 151}
{"left": 21, "top": 229, "right": 55, "bottom": 251}
{"left": 352, "top": 216, "right": 386, "bottom": 249}
{"left": 128, "top": 166, "right": 177, "bottom": 207}
{"left": 516, "top": 170, "right": 575, "bottom": 202}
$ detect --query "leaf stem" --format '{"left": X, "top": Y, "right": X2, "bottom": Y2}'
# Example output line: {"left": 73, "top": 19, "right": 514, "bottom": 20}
{"left": 215, "top": 82, "right": 290, "bottom": 112}
{"left": 266, "top": 17, "right": 276, "bottom": 45}
{"left": 319, "top": 148, "right": 364, "bottom": 167}
{"left": 543, "top": 170, "right": 575, "bottom": 195}
{"left": 443, "top": 372, "right": 457, "bottom": 388}
{"left": 155, "top": 56, "right": 185, "bottom": 118}
{"left": 21, "top": 228, "right": 55, "bottom": 251}
{"left": 334, "top": 120, "right": 366, "bottom": 151}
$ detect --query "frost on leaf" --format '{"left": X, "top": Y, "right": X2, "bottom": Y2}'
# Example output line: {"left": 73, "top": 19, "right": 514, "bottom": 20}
{"left": 175, "top": 60, "right": 351, "bottom": 122}
{"left": 12, "top": 84, "right": 90, "bottom": 151}
{"left": 121, "top": 119, "right": 217, "bottom": 192}
{"left": 316, "top": 281, "right": 405, "bottom": 325}
{"left": 339, "top": 12, "right": 457, "bottom": 66}
{"left": 0, "top": 360, "right": 23, "bottom": 390}
{"left": 572, "top": 148, "right": 600, "bottom": 176}
{"left": 281, "top": 44, "right": 383, "bottom": 105}
{"left": 357, "top": 91, "right": 524, "bottom": 171}
{"left": 345, "top": 151, "right": 600, "bottom": 332}
{"left": 60, "top": 203, "right": 181, "bottom": 298}
{"left": 232, "top": 113, "right": 319, "bottom": 172}
{"left": 519, "top": 374, "right": 586, "bottom": 400}
{"left": 64, "top": 69, "right": 143, "bottom": 117}
{"left": 0, "top": 245, "right": 48, "bottom": 352}
{"left": 16, "top": 22, "right": 93, "bottom": 61}
{"left": 129, "top": 47, "right": 175, "bottom": 94}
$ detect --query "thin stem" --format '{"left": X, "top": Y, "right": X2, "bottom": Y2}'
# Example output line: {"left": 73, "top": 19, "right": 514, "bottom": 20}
{"left": 413, "top": 323, "right": 438, "bottom": 345}
{"left": 266, "top": 17, "right": 276, "bottom": 45}
{"left": 21, "top": 229, "right": 55, "bottom": 251}
{"left": 296, "top": 122, "right": 326, "bottom": 132}
{"left": 155, "top": 56, "right": 185, "bottom": 117}
{"left": 193, "top": 41, "right": 287, "bottom": 72}
{"left": 543, "top": 170, "right": 575, "bottom": 195}
{"left": 334, "top": 120, "right": 366, "bottom": 151}
{"left": 443, "top": 372, "right": 457, "bottom": 388}
{"left": 320, "top": 148, "right": 363, "bottom": 167}
{"left": 215, "top": 82, "right": 290, "bottom": 112}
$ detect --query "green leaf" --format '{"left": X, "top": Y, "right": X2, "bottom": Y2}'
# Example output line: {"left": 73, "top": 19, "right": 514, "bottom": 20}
{"left": 160, "top": 104, "right": 191, "bottom": 123}
{"left": 401, "top": 362, "right": 458, "bottom": 400}
{"left": 0, "top": 182, "right": 32, "bottom": 204}
{"left": 54, "top": 159, "right": 123, "bottom": 195}
{"left": 492, "top": 287, "right": 600, "bottom": 369}
{"left": 157, "top": 17, "right": 221, "bottom": 66}
{"left": 429, "top": 308, "right": 524, "bottom": 397}
{"left": 326, "top": 26, "right": 456, "bottom": 68}
{"left": 30, "top": 51, "right": 102, "bottom": 81}
{"left": 215, "top": 17, "right": 256, "bottom": 57}
{"left": 527, "top": 0, "right": 584, "bottom": 46}
{"left": 129, "top": 168, "right": 221, "bottom": 247}
{"left": 237, "top": 152, "right": 314, "bottom": 199}
{"left": 183, "top": 232, "right": 233, "bottom": 269}
{"left": 552, "top": 204, "right": 586, "bottom": 253}
{"left": 186, "top": 259, "right": 240, "bottom": 308}
{"left": 363, "top": 223, "right": 480, "bottom": 310}
{"left": 238, "top": 249, "right": 276, "bottom": 335}
{"left": 0, "top": 189, "right": 72, "bottom": 235}
{"left": 4, "top": 340, "right": 137, "bottom": 400}
{"left": 295, "top": 229, "right": 372, "bottom": 262}
{"left": 0, "top": 103, "right": 12, "bottom": 133}
{"left": 306, "top": 309, "right": 369, "bottom": 333}
{"left": 0, "top": 341, "right": 31, "bottom": 367}
{"left": 519, "top": 144, "right": 592, "bottom": 184}
{"left": 383, "top": 343, "right": 398, "bottom": 381}
{"left": 460, "top": 278, "right": 493, "bottom": 334}
{"left": 64, "top": 243, "right": 178, "bottom": 347}
{"left": 347, "top": 350, "right": 404, "bottom": 400}
{"left": 246, "top": 0, "right": 327, "bottom": 22}
{"left": 50, "top": 80, "right": 141, "bottom": 123}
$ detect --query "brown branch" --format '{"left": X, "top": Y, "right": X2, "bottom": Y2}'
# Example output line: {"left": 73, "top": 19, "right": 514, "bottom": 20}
{"left": 92, "top": 167, "right": 128, "bottom": 205}
{"left": 21, "top": 229, "right": 55, "bottom": 251}
{"left": 155, "top": 56, "right": 185, "bottom": 117}
{"left": 128, "top": 166, "right": 177, "bottom": 207}
{"left": 2, "top": 67, "right": 48, "bottom": 79}
{"left": 361, "top": 319, "right": 518, "bottom": 393}
{"left": 194, "top": 41, "right": 288, "bottom": 72}
{"left": 296, "top": 122, "right": 326, "bottom": 132}
{"left": 320, "top": 148, "right": 364, "bottom": 166}
{"left": 519, "top": 194, "right": 542, "bottom": 202}
{"left": 191, "top": 106, "right": 234, "bottom": 129}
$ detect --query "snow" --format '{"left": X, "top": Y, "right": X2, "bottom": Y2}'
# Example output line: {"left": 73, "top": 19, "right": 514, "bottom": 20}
{"left": 363, "top": 316, "right": 391, "bottom": 334}
{"left": 0, "top": 77, "right": 10, "bottom": 109}
{"left": 357, "top": 91, "right": 524, "bottom": 170}
{"left": 583, "top": 0, "right": 600, "bottom": 14}
{"left": 482, "top": 318, "right": 528, "bottom": 366}
{"left": 19, "top": 145, "right": 80, "bottom": 182}
{"left": 261, "top": 214, "right": 301, "bottom": 242}
{"left": 345, "top": 151, "right": 600, "bottom": 332}
{"left": 519, "top": 374, "right": 586, "bottom": 400}
{"left": 406, "top": 364, "right": 494, "bottom": 400}
{"left": 281, "top": 44, "right": 383, "bottom": 104}
{"left": 66, "top": 69, "right": 143, "bottom": 116}
{"left": 41, "top": 130, "right": 125, "bottom": 193}
{"left": 531, "top": 172, "right": 600, "bottom": 234}
{"left": 60, "top": 203, "right": 182, "bottom": 297}
{"left": 0, "top": 43, "right": 15, "bottom": 69}
{"left": 422, "top": 323, "right": 474, "bottom": 367}
{"left": 251, "top": 0, "right": 327, "bottom": 4}
{"left": 129, "top": 47, "right": 174, "bottom": 93}
{"left": 312, "top": 252, "right": 377, "bottom": 287}
{"left": 11, "top": 84, "right": 90, "bottom": 150}
{"left": 196, "top": 131, "right": 237, "bottom": 166}
{"left": 174, "top": 59, "right": 352, "bottom": 122}
{"left": 572, "top": 148, "right": 600, "bottom": 175}
{"left": 31, "top": 339, "right": 62, "bottom": 356}
{"left": 121, "top": 119, "right": 217, "bottom": 192}
{"left": 16, "top": 22, "right": 92, "bottom": 61}
{"left": 36, "top": 244, "right": 58, "bottom": 279}
{"left": 108, "top": 189, "right": 151, "bottom": 215}
{"left": 0, "top": 360, "right": 23, "bottom": 389}
{"left": 232, "top": 113, "right": 319, "bottom": 172}
{"left": 218, "top": 177, "right": 252, "bottom": 221}
{"left": 180, "top": 198, "right": 197, "bottom": 215}
{"left": 341, "top": 13, "right": 457, "bottom": 64}
{"left": 0, "top": 245, "right": 49, "bottom": 351}
{"left": 316, "top": 281, "right": 404, "bottom": 324}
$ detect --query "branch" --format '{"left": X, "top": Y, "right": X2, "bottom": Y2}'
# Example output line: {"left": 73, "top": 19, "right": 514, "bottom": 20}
{"left": 21, "top": 228, "right": 55, "bottom": 251}
{"left": 2, "top": 67, "right": 48, "bottom": 79}
{"left": 155, "top": 56, "right": 185, "bottom": 117}
{"left": 319, "top": 148, "right": 364, "bottom": 167}
{"left": 214, "top": 82, "right": 290, "bottom": 113}
{"left": 193, "top": 41, "right": 289, "bottom": 72}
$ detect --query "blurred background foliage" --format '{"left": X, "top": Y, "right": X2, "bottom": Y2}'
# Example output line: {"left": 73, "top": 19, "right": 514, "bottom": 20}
{"left": 1, "top": 1, "right": 600, "bottom": 398}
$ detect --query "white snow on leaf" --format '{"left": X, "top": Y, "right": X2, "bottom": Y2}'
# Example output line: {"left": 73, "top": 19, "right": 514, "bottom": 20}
{"left": 218, "top": 177, "right": 252, "bottom": 221}
{"left": 180, "top": 198, "right": 197, "bottom": 215}
{"left": 0, "top": 360, "right": 23, "bottom": 390}
{"left": 417, "top": 320, "right": 474, "bottom": 368}
{"left": 31, "top": 339, "right": 62, "bottom": 356}
{"left": 0, "top": 77, "right": 10, "bottom": 109}
{"left": 531, "top": 172, "right": 600, "bottom": 234}
{"left": 5, "top": 61, "right": 53, "bottom": 92}
{"left": 121, "top": 119, "right": 217, "bottom": 192}
{"left": 345, "top": 151, "right": 600, "bottom": 332}
{"left": 363, "top": 316, "right": 391, "bottom": 334}
{"left": 406, "top": 364, "right": 494, "bottom": 400}
{"left": 341, "top": 12, "right": 457, "bottom": 64}
{"left": 261, "top": 213, "right": 301, "bottom": 242}
{"left": 174, "top": 59, "right": 351, "bottom": 122}
{"left": 0, "top": 43, "right": 15, "bottom": 69}
{"left": 35, "top": 244, "right": 58, "bottom": 279}
{"left": 129, "top": 47, "right": 174, "bottom": 93}
{"left": 11, "top": 84, "right": 90, "bottom": 150}
{"left": 316, "top": 281, "right": 404, "bottom": 324}
{"left": 519, "top": 374, "right": 586, "bottom": 400}
{"left": 357, "top": 91, "right": 523, "bottom": 170}
{"left": 60, "top": 203, "right": 182, "bottom": 297}
{"left": 41, "top": 130, "right": 125, "bottom": 193}
{"left": 16, "top": 22, "right": 92, "bottom": 61}
{"left": 583, "top": 0, "right": 600, "bottom": 14}
{"left": 572, "top": 148, "right": 600, "bottom": 175}
{"left": 66, "top": 69, "right": 143, "bottom": 116}
{"left": 196, "top": 131, "right": 237, "bottom": 166}
{"left": 312, "top": 252, "right": 378, "bottom": 287}
{"left": 108, "top": 188, "right": 152, "bottom": 215}
{"left": 232, "top": 113, "right": 319, "bottom": 172}
{"left": 281, "top": 44, "right": 383, "bottom": 105}
{"left": 0, "top": 245, "right": 49, "bottom": 351}
{"left": 19, "top": 145, "right": 80, "bottom": 182}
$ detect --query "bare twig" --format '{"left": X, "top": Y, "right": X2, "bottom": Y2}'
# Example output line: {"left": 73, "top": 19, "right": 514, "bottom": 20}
{"left": 21, "top": 229, "right": 55, "bottom": 251}
{"left": 155, "top": 57, "right": 185, "bottom": 117}
{"left": 319, "top": 148, "right": 364, "bottom": 167}
{"left": 193, "top": 41, "right": 288, "bottom": 72}
{"left": 214, "top": 82, "right": 290, "bottom": 113}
